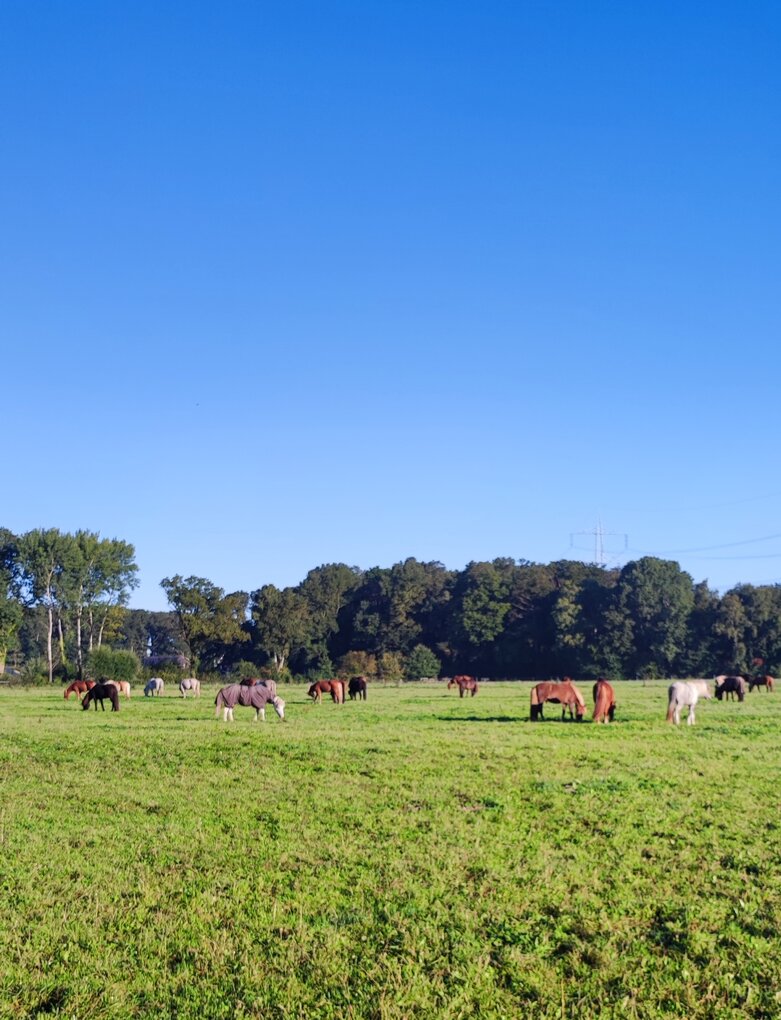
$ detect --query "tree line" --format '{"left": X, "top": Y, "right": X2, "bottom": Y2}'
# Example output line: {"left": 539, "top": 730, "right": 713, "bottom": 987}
{"left": 3, "top": 526, "right": 778, "bottom": 682}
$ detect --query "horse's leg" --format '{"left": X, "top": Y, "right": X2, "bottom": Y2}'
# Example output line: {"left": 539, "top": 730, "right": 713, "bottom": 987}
{"left": 687, "top": 705, "right": 695, "bottom": 726}
{"left": 673, "top": 703, "right": 680, "bottom": 725}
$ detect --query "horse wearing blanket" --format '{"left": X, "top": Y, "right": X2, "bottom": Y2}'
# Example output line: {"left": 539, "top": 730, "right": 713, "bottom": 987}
{"left": 215, "top": 683, "right": 285, "bottom": 722}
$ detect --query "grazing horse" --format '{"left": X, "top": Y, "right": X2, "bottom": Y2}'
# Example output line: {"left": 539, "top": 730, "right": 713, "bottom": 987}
{"left": 348, "top": 676, "right": 368, "bottom": 701}
{"left": 179, "top": 677, "right": 201, "bottom": 698}
{"left": 82, "top": 683, "right": 120, "bottom": 712}
{"left": 64, "top": 680, "right": 95, "bottom": 700}
{"left": 592, "top": 679, "right": 617, "bottom": 723}
{"left": 307, "top": 679, "right": 345, "bottom": 704}
{"left": 530, "top": 679, "right": 586, "bottom": 721}
{"left": 667, "top": 680, "right": 710, "bottom": 725}
{"left": 749, "top": 674, "right": 775, "bottom": 693}
{"left": 144, "top": 677, "right": 164, "bottom": 697}
{"left": 448, "top": 675, "right": 479, "bottom": 698}
{"left": 214, "top": 683, "right": 285, "bottom": 722}
{"left": 714, "top": 675, "right": 747, "bottom": 702}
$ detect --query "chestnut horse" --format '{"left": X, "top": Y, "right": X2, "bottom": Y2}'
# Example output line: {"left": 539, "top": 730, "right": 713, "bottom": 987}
{"left": 348, "top": 676, "right": 368, "bottom": 701}
{"left": 64, "top": 680, "right": 95, "bottom": 700}
{"left": 530, "top": 679, "right": 586, "bottom": 721}
{"left": 592, "top": 679, "right": 617, "bottom": 723}
{"left": 308, "top": 680, "right": 345, "bottom": 704}
{"left": 749, "top": 674, "right": 775, "bottom": 693}
{"left": 82, "top": 683, "right": 120, "bottom": 712}
{"left": 448, "top": 675, "right": 479, "bottom": 698}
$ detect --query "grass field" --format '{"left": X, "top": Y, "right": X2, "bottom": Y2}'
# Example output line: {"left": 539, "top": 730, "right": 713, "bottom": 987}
{"left": 1, "top": 681, "right": 781, "bottom": 1019}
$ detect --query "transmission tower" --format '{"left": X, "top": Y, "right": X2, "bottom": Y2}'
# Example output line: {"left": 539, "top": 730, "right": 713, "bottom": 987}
{"left": 569, "top": 520, "right": 628, "bottom": 567}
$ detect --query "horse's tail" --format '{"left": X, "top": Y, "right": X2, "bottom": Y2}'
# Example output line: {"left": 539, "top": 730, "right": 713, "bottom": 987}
{"left": 530, "top": 686, "right": 541, "bottom": 706}
{"left": 214, "top": 690, "right": 224, "bottom": 716}
{"left": 666, "top": 687, "right": 677, "bottom": 723}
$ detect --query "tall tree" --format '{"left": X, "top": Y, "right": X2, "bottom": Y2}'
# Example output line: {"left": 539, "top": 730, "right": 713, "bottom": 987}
{"left": 0, "top": 529, "right": 22, "bottom": 674}
{"left": 17, "top": 528, "right": 68, "bottom": 682}
{"left": 160, "top": 575, "right": 249, "bottom": 671}
{"left": 249, "top": 584, "right": 309, "bottom": 674}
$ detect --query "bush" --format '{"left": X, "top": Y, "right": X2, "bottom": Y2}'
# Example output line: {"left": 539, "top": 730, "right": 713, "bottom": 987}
{"left": 405, "top": 644, "right": 442, "bottom": 681}
{"left": 86, "top": 647, "right": 140, "bottom": 683}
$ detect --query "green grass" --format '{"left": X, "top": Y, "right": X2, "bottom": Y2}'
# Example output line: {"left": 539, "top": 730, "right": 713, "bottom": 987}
{"left": 1, "top": 682, "right": 781, "bottom": 1019}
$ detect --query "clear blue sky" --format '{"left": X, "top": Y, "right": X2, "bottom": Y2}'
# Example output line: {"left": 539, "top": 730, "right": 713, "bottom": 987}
{"left": 3, "top": 1, "right": 780, "bottom": 611}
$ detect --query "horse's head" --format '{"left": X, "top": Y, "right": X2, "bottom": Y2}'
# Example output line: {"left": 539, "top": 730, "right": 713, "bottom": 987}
{"left": 81, "top": 692, "right": 92, "bottom": 710}
{"left": 272, "top": 696, "right": 286, "bottom": 720}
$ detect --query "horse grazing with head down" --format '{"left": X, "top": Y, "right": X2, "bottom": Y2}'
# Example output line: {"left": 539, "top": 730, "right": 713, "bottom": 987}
{"left": 592, "top": 679, "right": 617, "bottom": 723}
{"left": 530, "top": 679, "right": 586, "bottom": 721}
{"left": 667, "top": 680, "right": 710, "bottom": 725}
{"left": 348, "top": 676, "right": 368, "bottom": 700}
{"left": 214, "top": 683, "right": 285, "bottom": 722}
{"left": 714, "top": 675, "right": 747, "bottom": 702}
{"left": 749, "top": 674, "right": 775, "bottom": 693}
{"left": 64, "top": 680, "right": 95, "bottom": 700}
{"left": 308, "top": 680, "right": 345, "bottom": 704}
{"left": 144, "top": 677, "right": 164, "bottom": 697}
{"left": 179, "top": 678, "right": 201, "bottom": 698}
{"left": 82, "top": 683, "right": 120, "bottom": 712}
{"left": 448, "top": 675, "right": 479, "bottom": 698}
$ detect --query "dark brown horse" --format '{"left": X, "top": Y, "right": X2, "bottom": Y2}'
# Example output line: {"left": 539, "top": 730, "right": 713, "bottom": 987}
{"left": 749, "top": 674, "right": 775, "bottom": 693}
{"left": 715, "top": 675, "right": 747, "bottom": 702}
{"left": 348, "top": 676, "right": 368, "bottom": 701}
{"left": 448, "top": 675, "right": 479, "bottom": 698}
{"left": 530, "top": 678, "right": 586, "bottom": 721}
{"left": 592, "top": 679, "right": 617, "bottom": 722}
{"left": 308, "top": 679, "right": 345, "bottom": 704}
{"left": 82, "top": 683, "right": 120, "bottom": 712}
{"left": 64, "top": 680, "right": 95, "bottom": 700}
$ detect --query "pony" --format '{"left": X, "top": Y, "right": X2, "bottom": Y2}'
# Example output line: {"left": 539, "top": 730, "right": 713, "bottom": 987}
{"left": 64, "top": 680, "right": 95, "bottom": 700}
{"left": 348, "top": 676, "right": 368, "bottom": 701}
{"left": 749, "top": 674, "right": 775, "bottom": 693}
{"left": 448, "top": 675, "right": 479, "bottom": 698}
{"left": 530, "top": 679, "right": 586, "bottom": 722}
{"left": 714, "top": 675, "right": 747, "bottom": 702}
{"left": 666, "top": 680, "right": 710, "bottom": 725}
{"left": 308, "top": 680, "right": 345, "bottom": 704}
{"left": 82, "top": 683, "right": 120, "bottom": 712}
{"left": 214, "top": 683, "right": 285, "bottom": 722}
{"left": 144, "top": 677, "right": 165, "bottom": 697}
{"left": 179, "top": 678, "right": 201, "bottom": 698}
{"left": 592, "top": 679, "right": 617, "bottom": 723}
{"left": 108, "top": 680, "right": 131, "bottom": 699}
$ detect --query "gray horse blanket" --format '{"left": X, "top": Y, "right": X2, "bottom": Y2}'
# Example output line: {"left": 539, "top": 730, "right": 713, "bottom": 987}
{"left": 216, "top": 683, "right": 278, "bottom": 710}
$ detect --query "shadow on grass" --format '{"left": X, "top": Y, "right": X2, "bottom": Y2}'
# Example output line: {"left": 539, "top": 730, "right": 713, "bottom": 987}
{"left": 435, "top": 715, "right": 519, "bottom": 723}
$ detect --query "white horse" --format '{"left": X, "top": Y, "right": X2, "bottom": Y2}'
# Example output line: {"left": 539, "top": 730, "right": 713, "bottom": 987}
{"left": 179, "top": 677, "right": 201, "bottom": 698}
{"left": 667, "top": 680, "right": 711, "bottom": 725}
{"left": 144, "top": 677, "right": 164, "bottom": 697}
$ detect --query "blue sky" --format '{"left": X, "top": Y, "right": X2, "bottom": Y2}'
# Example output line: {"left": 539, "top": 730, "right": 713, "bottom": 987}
{"left": 3, "top": 2, "right": 780, "bottom": 611}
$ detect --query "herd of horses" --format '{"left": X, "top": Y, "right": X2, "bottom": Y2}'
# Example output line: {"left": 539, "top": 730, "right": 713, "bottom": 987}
{"left": 62, "top": 669, "right": 775, "bottom": 726}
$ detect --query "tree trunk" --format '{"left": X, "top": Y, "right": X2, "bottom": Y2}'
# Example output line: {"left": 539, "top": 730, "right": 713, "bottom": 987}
{"left": 47, "top": 604, "right": 54, "bottom": 684}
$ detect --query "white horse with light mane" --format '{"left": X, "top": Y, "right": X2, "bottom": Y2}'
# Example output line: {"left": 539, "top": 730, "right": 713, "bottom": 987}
{"left": 667, "top": 680, "right": 711, "bottom": 725}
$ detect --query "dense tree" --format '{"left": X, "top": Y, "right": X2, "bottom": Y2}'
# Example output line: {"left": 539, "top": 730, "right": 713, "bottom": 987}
{"left": 0, "top": 529, "right": 22, "bottom": 674}
{"left": 248, "top": 584, "right": 310, "bottom": 675}
{"left": 160, "top": 575, "right": 249, "bottom": 671}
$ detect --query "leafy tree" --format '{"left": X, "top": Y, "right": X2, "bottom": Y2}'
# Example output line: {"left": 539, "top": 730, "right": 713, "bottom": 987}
{"left": 336, "top": 650, "right": 377, "bottom": 677}
{"left": 249, "top": 584, "right": 309, "bottom": 674}
{"left": 160, "top": 575, "right": 249, "bottom": 672}
{"left": 0, "top": 529, "right": 22, "bottom": 674}
{"left": 16, "top": 528, "right": 68, "bottom": 683}
{"left": 405, "top": 644, "right": 441, "bottom": 680}
{"left": 86, "top": 646, "right": 140, "bottom": 683}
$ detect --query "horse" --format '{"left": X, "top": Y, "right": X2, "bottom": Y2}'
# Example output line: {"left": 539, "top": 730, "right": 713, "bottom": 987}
{"left": 714, "top": 675, "right": 747, "bottom": 702}
{"left": 666, "top": 680, "right": 710, "bottom": 725}
{"left": 307, "top": 679, "right": 345, "bottom": 704}
{"left": 64, "top": 680, "right": 95, "bottom": 700}
{"left": 592, "top": 679, "right": 617, "bottom": 723}
{"left": 240, "top": 677, "right": 278, "bottom": 699}
{"left": 110, "top": 680, "right": 131, "bottom": 699}
{"left": 348, "top": 676, "right": 368, "bottom": 701}
{"left": 82, "top": 683, "right": 120, "bottom": 712}
{"left": 448, "top": 675, "right": 479, "bottom": 698}
{"left": 214, "top": 683, "right": 285, "bottom": 722}
{"left": 144, "top": 677, "right": 165, "bottom": 697}
{"left": 179, "top": 678, "right": 201, "bottom": 698}
{"left": 749, "top": 674, "right": 775, "bottom": 693}
{"left": 530, "top": 679, "right": 586, "bottom": 721}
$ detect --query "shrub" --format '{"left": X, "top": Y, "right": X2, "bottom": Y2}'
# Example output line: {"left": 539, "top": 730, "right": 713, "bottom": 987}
{"left": 405, "top": 645, "right": 442, "bottom": 681}
{"left": 86, "top": 647, "right": 140, "bottom": 683}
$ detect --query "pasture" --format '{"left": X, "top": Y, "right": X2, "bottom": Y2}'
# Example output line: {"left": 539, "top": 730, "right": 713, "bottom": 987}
{"left": 1, "top": 682, "right": 781, "bottom": 1019}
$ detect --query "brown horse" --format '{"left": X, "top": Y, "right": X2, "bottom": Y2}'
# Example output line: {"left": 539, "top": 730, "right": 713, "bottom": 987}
{"left": 308, "top": 679, "right": 345, "bottom": 704}
{"left": 592, "top": 679, "right": 617, "bottom": 722}
{"left": 82, "top": 683, "right": 120, "bottom": 712}
{"left": 749, "top": 674, "right": 775, "bottom": 693}
{"left": 448, "top": 675, "right": 479, "bottom": 698}
{"left": 64, "top": 680, "right": 95, "bottom": 700}
{"left": 348, "top": 676, "right": 368, "bottom": 701}
{"left": 530, "top": 678, "right": 586, "bottom": 721}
